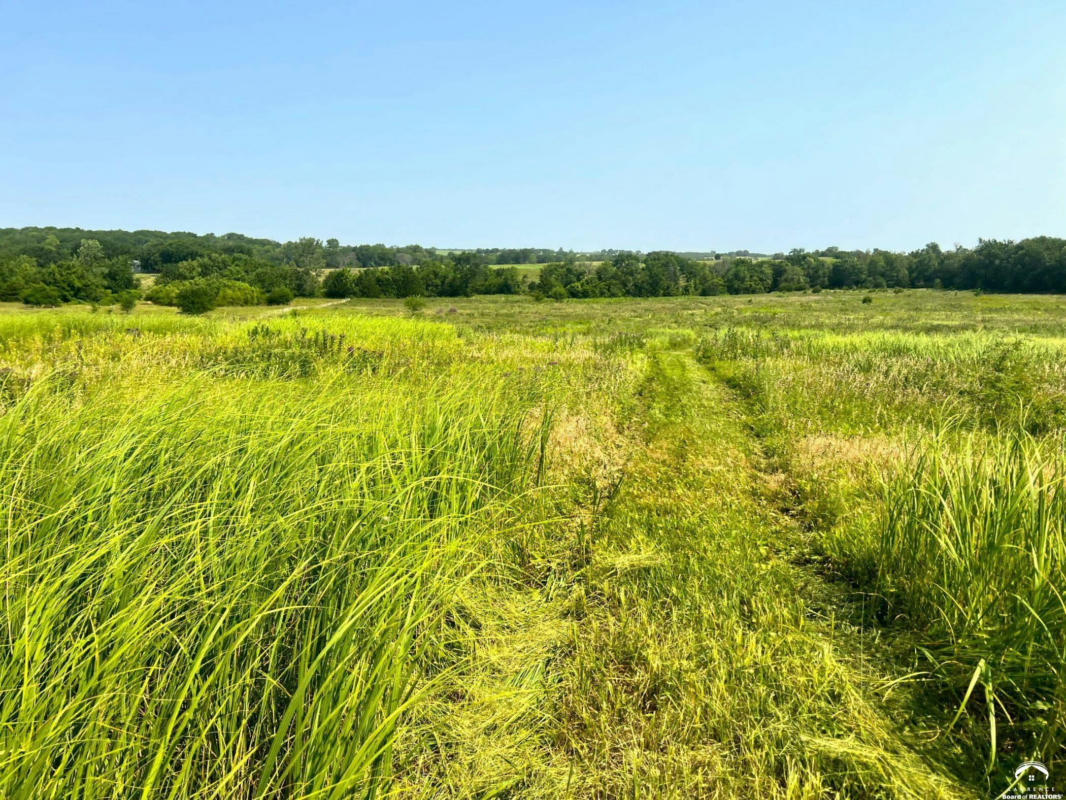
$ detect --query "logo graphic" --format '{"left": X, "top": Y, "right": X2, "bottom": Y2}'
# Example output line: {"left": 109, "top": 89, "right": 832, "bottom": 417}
{"left": 1004, "top": 760, "right": 1061, "bottom": 800}
{"left": 1016, "top": 762, "right": 1050, "bottom": 783}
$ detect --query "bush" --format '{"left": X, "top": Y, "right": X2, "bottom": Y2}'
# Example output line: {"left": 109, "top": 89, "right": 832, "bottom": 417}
{"left": 20, "top": 283, "right": 62, "bottom": 307}
{"left": 150, "top": 280, "right": 262, "bottom": 309}
{"left": 214, "top": 281, "right": 263, "bottom": 307}
{"left": 322, "top": 269, "right": 357, "bottom": 298}
{"left": 266, "top": 287, "right": 294, "bottom": 306}
{"left": 403, "top": 295, "right": 426, "bottom": 313}
{"left": 145, "top": 283, "right": 180, "bottom": 306}
{"left": 861, "top": 295, "right": 873, "bottom": 304}
{"left": 117, "top": 290, "right": 139, "bottom": 313}
{"left": 548, "top": 286, "right": 568, "bottom": 301}
{"left": 176, "top": 283, "right": 217, "bottom": 315}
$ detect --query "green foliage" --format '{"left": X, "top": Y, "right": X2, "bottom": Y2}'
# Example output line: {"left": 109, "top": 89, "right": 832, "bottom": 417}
{"left": 214, "top": 280, "right": 265, "bottom": 307}
{"left": 0, "top": 255, "right": 38, "bottom": 300}
{"left": 724, "top": 259, "right": 773, "bottom": 294}
{"left": 19, "top": 282, "right": 62, "bottom": 306}
{"left": 144, "top": 282, "right": 179, "bottom": 305}
{"left": 117, "top": 289, "right": 139, "bottom": 313}
{"left": 4, "top": 228, "right": 1066, "bottom": 307}
{"left": 148, "top": 278, "right": 263, "bottom": 310}
{"left": 75, "top": 238, "right": 104, "bottom": 265}
{"left": 265, "top": 286, "right": 294, "bottom": 305}
{"left": 403, "top": 295, "right": 426, "bottom": 312}
{"left": 176, "top": 281, "right": 217, "bottom": 314}
{"left": 774, "top": 262, "right": 809, "bottom": 292}
{"left": 322, "top": 268, "right": 357, "bottom": 298}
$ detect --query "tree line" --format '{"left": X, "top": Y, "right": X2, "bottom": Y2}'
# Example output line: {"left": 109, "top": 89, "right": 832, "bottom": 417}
{"left": 526, "top": 239, "right": 1066, "bottom": 298}
{"left": 1, "top": 227, "right": 1065, "bottom": 309}
{"left": 0, "top": 227, "right": 577, "bottom": 270}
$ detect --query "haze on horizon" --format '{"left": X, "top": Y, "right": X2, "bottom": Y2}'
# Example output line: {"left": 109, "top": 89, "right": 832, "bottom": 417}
{"left": 2, "top": 0, "right": 1064, "bottom": 254}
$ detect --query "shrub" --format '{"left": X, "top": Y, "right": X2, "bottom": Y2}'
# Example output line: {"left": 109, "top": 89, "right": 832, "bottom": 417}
{"left": 215, "top": 281, "right": 264, "bottom": 307}
{"left": 117, "top": 290, "right": 139, "bottom": 313}
{"left": 322, "top": 269, "right": 357, "bottom": 298}
{"left": 548, "top": 286, "right": 568, "bottom": 301}
{"left": 266, "top": 287, "right": 294, "bottom": 306}
{"left": 403, "top": 295, "right": 426, "bottom": 313}
{"left": 176, "top": 283, "right": 217, "bottom": 315}
{"left": 861, "top": 295, "right": 873, "bottom": 304}
{"left": 20, "top": 283, "right": 62, "bottom": 307}
{"left": 151, "top": 280, "right": 262, "bottom": 309}
{"left": 146, "top": 283, "right": 180, "bottom": 305}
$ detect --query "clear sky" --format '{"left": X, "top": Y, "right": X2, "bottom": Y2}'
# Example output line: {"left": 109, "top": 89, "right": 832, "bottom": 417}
{"left": 2, "top": 1, "right": 1064, "bottom": 252}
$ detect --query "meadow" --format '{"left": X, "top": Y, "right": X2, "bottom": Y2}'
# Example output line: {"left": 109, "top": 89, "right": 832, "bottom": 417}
{"left": 1, "top": 290, "right": 1063, "bottom": 798}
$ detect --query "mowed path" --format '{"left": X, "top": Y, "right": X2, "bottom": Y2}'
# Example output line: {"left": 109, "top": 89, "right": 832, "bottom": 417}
{"left": 264, "top": 298, "right": 350, "bottom": 316}
{"left": 544, "top": 350, "right": 969, "bottom": 799}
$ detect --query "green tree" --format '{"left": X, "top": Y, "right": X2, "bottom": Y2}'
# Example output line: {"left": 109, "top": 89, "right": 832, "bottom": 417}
{"left": 322, "top": 269, "right": 357, "bottom": 298}
{"left": 325, "top": 238, "right": 341, "bottom": 268}
{"left": 103, "top": 258, "right": 137, "bottom": 292}
{"left": 354, "top": 269, "right": 383, "bottom": 298}
{"left": 176, "top": 282, "right": 217, "bottom": 314}
{"left": 76, "top": 239, "right": 105, "bottom": 266}
{"left": 725, "top": 259, "right": 773, "bottom": 294}
{"left": 775, "top": 264, "right": 809, "bottom": 292}
{"left": 0, "top": 255, "right": 39, "bottom": 301}
{"left": 20, "top": 283, "right": 62, "bottom": 306}
{"left": 266, "top": 286, "right": 294, "bottom": 305}
{"left": 283, "top": 237, "right": 326, "bottom": 270}
{"left": 829, "top": 254, "right": 868, "bottom": 288}
{"left": 117, "top": 290, "right": 139, "bottom": 313}
{"left": 390, "top": 264, "right": 424, "bottom": 297}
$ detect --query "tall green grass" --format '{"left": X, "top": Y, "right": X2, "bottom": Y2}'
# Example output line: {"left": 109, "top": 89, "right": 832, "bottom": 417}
{"left": 697, "top": 322, "right": 1066, "bottom": 776}
{"left": 5, "top": 294, "right": 1066, "bottom": 796}
{"left": 860, "top": 433, "right": 1066, "bottom": 763}
{"left": 0, "top": 358, "right": 550, "bottom": 797}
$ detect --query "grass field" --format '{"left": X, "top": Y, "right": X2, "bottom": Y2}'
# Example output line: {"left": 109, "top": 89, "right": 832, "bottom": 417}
{"left": 1, "top": 290, "right": 1063, "bottom": 798}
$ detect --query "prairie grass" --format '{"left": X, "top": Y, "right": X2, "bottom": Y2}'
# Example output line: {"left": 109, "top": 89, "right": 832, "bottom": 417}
{"left": 0, "top": 305, "right": 621, "bottom": 798}
{"left": 869, "top": 434, "right": 1065, "bottom": 763}
{"left": 0, "top": 370, "right": 553, "bottom": 798}
{"left": 2, "top": 292, "right": 1065, "bottom": 797}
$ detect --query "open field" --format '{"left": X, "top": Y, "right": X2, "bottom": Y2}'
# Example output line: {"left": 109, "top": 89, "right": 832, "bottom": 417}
{"left": 1, "top": 290, "right": 1063, "bottom": 798}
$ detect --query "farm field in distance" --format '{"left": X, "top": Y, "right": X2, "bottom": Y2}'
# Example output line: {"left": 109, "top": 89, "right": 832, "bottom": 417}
{"left": 1, "top": 290, "right": 1063, "bottom": 798}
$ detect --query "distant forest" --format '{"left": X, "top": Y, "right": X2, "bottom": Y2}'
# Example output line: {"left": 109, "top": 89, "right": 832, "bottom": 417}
{"left": 1, "top": 227, "right": 1065, "bottom": 309}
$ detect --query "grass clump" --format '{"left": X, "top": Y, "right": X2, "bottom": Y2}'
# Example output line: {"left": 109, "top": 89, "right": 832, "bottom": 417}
{"left": 867, "top": 433, "right": 1066, "bottom": 763}
{"left": 0, "top": 340, "right": 554, "bottom": 798}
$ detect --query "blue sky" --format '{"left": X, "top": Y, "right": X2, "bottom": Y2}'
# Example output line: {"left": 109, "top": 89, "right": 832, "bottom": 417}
{"left": 2, "top": 1, "right": 1064, "bottom": 252}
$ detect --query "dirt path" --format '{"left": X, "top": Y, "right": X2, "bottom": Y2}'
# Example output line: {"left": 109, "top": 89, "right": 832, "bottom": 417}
{"left": 263, "top": 298, "right": 350, "bottom": 317}
{"left": 542, "top": 349, "right": 968, "bottom": 798}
